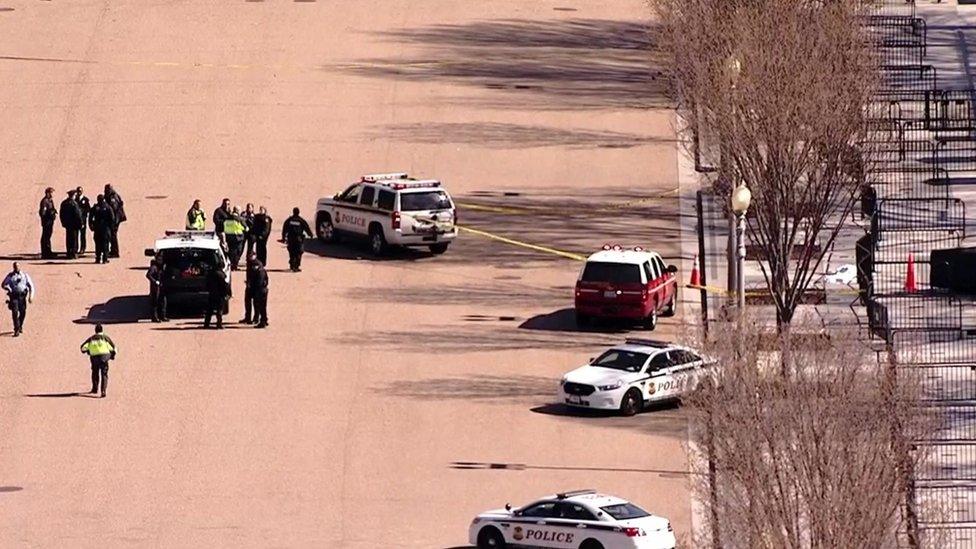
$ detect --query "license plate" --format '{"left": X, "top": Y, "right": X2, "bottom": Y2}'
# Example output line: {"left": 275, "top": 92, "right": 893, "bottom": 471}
{"left": 567, "top": 395, "right": 582, "bottom": 404}
{"left": 603, "top": 290, "right": 617, "bottom": 298}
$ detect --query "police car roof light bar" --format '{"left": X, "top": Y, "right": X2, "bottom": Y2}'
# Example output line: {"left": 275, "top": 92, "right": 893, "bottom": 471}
{"left": 389, "top": 180, "right": 441, "bottom": 190}
{"left": 556, "top": 489, "right": 597, "bottom": 500}
{"left": 164, "top": 230, "right": 217, "bottom": 238}
{"left": 624, "top": 338, "right": 671, "bottom": 348}
{"left": 362, "top": 172, "right": 409, "bottom": 182}
{"left": 633, "top": 246, "right": 644, "bottom": 252}
{"left": 602, "top": 244, "right": 613, "bottom": 251}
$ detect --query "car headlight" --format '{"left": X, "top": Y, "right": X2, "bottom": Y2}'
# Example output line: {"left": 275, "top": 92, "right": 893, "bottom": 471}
{"left": 597, "top": 381, "right": 623, "bottom": 391}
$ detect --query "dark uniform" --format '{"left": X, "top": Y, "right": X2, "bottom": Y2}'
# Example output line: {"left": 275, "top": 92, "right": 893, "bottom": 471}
{"left": 251, "top": 211, "right": 272, "bottom": 267}
{"left": 213, "top": 204, "right": 231, "bottom": 235}
{"left": 244, "top": 260, "right": 269, "bottom": 327}
{"left": 104, "top": 186, "right": 126, "bottom": 258}
{"left": 81, "top": 330, "right": 116, "bottom": 398}
{"left": 146, "top": 261, "right": 168, "bottom": 322}
{"left": 204, "top": 268, "right": 229, "bottom": 329}
{"left": 59, "top": 193, "right": 83, "bottom": 259}
{"left": 281, "top": 211, "right": 313, "bottom": 272}
{"left": 89, "top": 197, "right": 116, "bottom": 264}
{"left": 38, "top": 191, "right": 57, "bottom": 259}
{"left": 76, "top": 192, "right": 91, "bottom": 254}
{"left": 2, "top": 267, "right": 34, "bottom": 337}
{"left": 242, "top": 207, "right": 256, "bottom": 258}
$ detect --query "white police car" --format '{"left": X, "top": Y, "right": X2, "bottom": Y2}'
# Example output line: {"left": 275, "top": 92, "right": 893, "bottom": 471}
{"left": 469, "top": 490, "right": 676, "bottom": 549}
{"left": 558, "top": 339, "right": 713, "bottom": 416}
{"left": 144, "top": 230, "right": 231, "bottom": 313}
{"left": 315, "top": 172, "right": 458, "bottom": 256}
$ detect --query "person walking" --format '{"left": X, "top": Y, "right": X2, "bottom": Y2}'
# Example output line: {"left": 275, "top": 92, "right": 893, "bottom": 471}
{"left": 80, "top": 324, "right": 116, "bottom": 398}
{"left": 104, "top": 184, "right": 126, "bottom": 258}
{"left": 75, "top": 186, "right": 91, "bottom": 255}
{"left": 203, "top": 268, "right": 229, "bottom": 329}
{"left": 146, "top": 258, "right": 168, "bottom": 323}
{"left": 242, "top": 203, "right": 256, "bottom": 258}
{"left": 89, "top": 194, "right": 117, "bottom": 264}
{"left": 281, "top": 207, "right": 312, "bottom": 272}
{"left": 59, "top": 190, "right": 83, "bottom": 259}
{"left": 223, "top": 206, "right": 247, "bottom": 270}
{"left": 2, "top": 262, "right": 34, "bottom": 337}
{"left": 186, "top": 199, "right": 206, "bottom": 230}
{"left": 38, "top": 187, "right": 57, "bottom": 259}
{"left": 251, "top": 206, "right": 273, "bottom": 267}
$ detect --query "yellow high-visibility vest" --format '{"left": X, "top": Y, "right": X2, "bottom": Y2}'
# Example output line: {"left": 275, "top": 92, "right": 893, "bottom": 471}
{"left": 223, "top": 218, "right": 245, "bottom": 236}
{"left": 187, "top": 209, "right": 205, "bottom": 230}
{"left": 81, "top": 335, "right": 115, "bottom": 357}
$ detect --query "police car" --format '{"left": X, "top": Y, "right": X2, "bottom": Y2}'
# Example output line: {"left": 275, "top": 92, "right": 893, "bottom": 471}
{"left": 469, "top": 490, "right": 676, "bottom": 549}
{"left": 575, "top": 245, "right": 678, "bottom": 329}
{"left": 315, "top": 172, "right": 458, "bottom": 256}
{"left": 558, "top": 339, "right": 713, "bottom": 416}
{"left": 144, "top": 230, "right": 231, "bottom": 313}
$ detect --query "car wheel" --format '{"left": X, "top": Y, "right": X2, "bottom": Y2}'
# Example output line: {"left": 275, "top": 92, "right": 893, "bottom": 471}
{"left": 477, "top": 526, "right": 506, "bottom": 549}
{"left": 575, "top": 311, "right": 591, "bottom": 327}
{"left": 369, "top": 226, "right": 387, "bottom": 256}
{"left": 580, "top": 539, "right": 604, "bottom": 549}
{"left": 663, "top": 296, "right": 676, "bottom": 317}
{"left": 317, "top": 214, "right": 336, "bottom": 244}
{"left": 619, "top": 389, "right": 642, "bottom": 417}
{"left": 642, "top": 309, "right": 658, "bottom": 330}
{"left": 429, "top": 243, "right": 449, "bottom": 255}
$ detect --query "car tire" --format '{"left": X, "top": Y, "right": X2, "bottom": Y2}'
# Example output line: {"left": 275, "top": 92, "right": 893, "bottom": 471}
{"left": 619, "top": 389, "right": 642, "bottom": 417}
{"left": 662, "top": 296, "right": 676, "bottom": 317}
{"left": 575, "top": 311, "right": 591, "bottom": 327}
{"left": 368, "top": 225, "right": 387, "bottom": 256}
{"left": 580, "top": 539, "right": 604, "bottom": 549}
{"left": 642, "top": 309, "right": 658, "bottom": 330}
{"left": 316, "top": 214, "right": 336, "bottom": 244}
{"left": 429, "top": 243, "right": 449, "bottom": 255}
{"left": 477, "top": 526, "right": 506, "bottom": 549}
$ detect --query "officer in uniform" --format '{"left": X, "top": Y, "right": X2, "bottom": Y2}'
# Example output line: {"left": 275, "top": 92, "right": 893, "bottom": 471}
{"left": 146, "top": 258, "right": 169, "bottom": 322}
{"left": 251, "top": 206, "right": 272, "bottom": 267}
{"left": 89, "top": 194, "right": 116, "bottom": 264}
{"left": 242, "top": 203, "right": 256, "bottom": 258}
{"left": 213, "top": 198, "right": 231, "bottom": 240}
{"left": 59, "top": 190, "right": 83, "bottom": 259}
{"left": 2, "top": 262, "right": 34, "bottom": 337}
{"left": 281, "top": 207, "right": 312, "bottom": 272}
{"left": 203, "top": 267, "right": 229, "bottom": 329}
{"left": 249, "top": 258, "right": 269, "bottom": 328}
{"left": 75, "top": 187, "right": 91, "bottom": 255}
{"left": 186, "top": 199, "right": 206, "bottom": 230}
{"left": 104, "top": 184, "right": 126, "bottom": 258}
{"left": 38, "top": 187, "right": 57, "bottom": 259}
{"left": 80, "top": 324, "right": 116, "bottom": 398}
{"left": 223, "top": 206, "right": 247, "bottom": 270}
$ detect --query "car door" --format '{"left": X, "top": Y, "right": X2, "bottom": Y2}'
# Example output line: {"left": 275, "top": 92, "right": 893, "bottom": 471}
{"left": 551, "top": 502, "right": 600, "bottom": 548}
{"left": 653, "top": 255, "right": 676, "bottom": 305}
{"left": 668, "top": 350, "right": 706, "bottom": 395}
{"left": 644, "top": 259, "right": 662, "bottom": 312}
{"left": 334, "top": 183, "right": 364, "bottom": 235}
{"left": 513, "top": 502, "right": 565, "bottom": 547}
{"left": 642, "top": 351, "right": 676, "bottom": 402}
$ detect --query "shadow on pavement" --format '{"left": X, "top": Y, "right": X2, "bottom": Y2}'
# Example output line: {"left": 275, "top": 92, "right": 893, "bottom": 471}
{"left": 448, "top": 460, "right": 689, "bottom": 477}
{"left": 304, "top": 239, "right": 436, "bottom": 262}
{"left": 345, "top": 283, "right": 567, "bottom": 308}
{"left": 75, "top": 295, "right": 150, "bottom": 325}
{"left": 519, "top": 308, "right": 636, "bottom": 334}
{"left": 335, "top": 324, "right": 614, "bottom": 353}
{"left": 369, "top": 122, "right": 677, "bottom": 150}
{"left": 530, "top": 401, "right": 687, "bottom": 438}
{"left": 25, "top": 392, "right": 98, "bottom": 399}
{"left": 382, "top": 374, "right": 555, "bottom": 403}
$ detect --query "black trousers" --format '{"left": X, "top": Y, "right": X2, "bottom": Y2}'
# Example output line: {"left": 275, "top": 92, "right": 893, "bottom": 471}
{"left": 40, "top": 220, "right": 55, "bottom": 258}
{"left": 79, "top": 226, "right": 87, "bottom": 253}
{"left": 8, "top": 294, "right": 26, "bottom": 333}
{"left": 204, "top": 297, "right": 224, "bottom": 327}
{"left": 255, "top": 237, "right": 268, "bottom": 267}
{"left": 287, "top": 241, "right": 304, "bottom": 270}
{"left": 109, "top": 223, "right": 120, "bottom": 258}
{"left": 226, "top": 235, "right": 244, "bottom": 269}
{"left": 243, "top": 287, "right": 254, "bottom": 322}
{"left": 253, "top": 290, "right": 268, "bottom": 325}
{"left": 94, "top": 229, "right": 111, "bottom": 263}
{"left": 64, "top": 226, "right": 79, "bottom": 258}
{"left": 90, "top": 358, "right": 109, "bottom": 394}
{"left": 246, "top": 235, "right": 255, "bottom": 258}
{"left": 150, "top": 286, "right": 168, "bottom": 320}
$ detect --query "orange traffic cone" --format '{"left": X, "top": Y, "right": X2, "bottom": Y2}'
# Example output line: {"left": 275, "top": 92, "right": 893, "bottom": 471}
{"left": 905, "top": 253, "right": 917, "bottom": 293}
{"left": 689, "top": 254, "right": 701, "bottom": 287}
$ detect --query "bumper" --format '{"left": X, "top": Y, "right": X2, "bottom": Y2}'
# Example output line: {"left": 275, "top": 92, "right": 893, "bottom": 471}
{"left": 575, "top": 301, "right": 650, "bottom": 320}
{"left": 558, "top": 386, "right": 628, "bottom": 410}
{"left": 390, "top": 228, "right": 458, "bottom": 247}
{"left": 633, "top": 532, "right": 678, "bottom": 549}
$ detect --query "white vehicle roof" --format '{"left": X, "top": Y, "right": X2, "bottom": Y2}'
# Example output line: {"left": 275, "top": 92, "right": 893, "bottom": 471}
{"left": 359, "top": 172, "right": 443, "bottom": 191}
{"left": 607, "top": 338, "right": 685, "bottom": 354}
{"left": 153, "top": 230, "right": 222, "bottom": 251}
{"left": 585, "top": 248, "right": 657, "bottom": 266}
{"left": 545, "top": 490, "right": 629, "bottom": 508}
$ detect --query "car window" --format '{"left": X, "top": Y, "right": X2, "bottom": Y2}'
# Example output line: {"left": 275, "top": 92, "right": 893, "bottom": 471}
{"left": 581, "top": 262, "right": 642, "bottom": 284}
{"left": 160, "top": 248, "right": 218, "bottom": 278}
{"left": 600, "top": 503, "right": 650, "bottom": 520}
{"left": 642, "top": 262, "right": 653, "bottom": 282}
{"left": 654, "top": 257, "right": 668, "bottom": 277}
{"left": 377, "top": 190, "right": 395, "bottom": 211}
{"left": 400, "top": 190, "right": 451, "bottom": 211}
{"left": 339, "top": 184, "right": 362, "bottom": 204}
{"left": 591, "top": 350, "right": 649, "bottom": 372}
{"left": 672, "top": 350, "right": 701, "bottom": 365}
{"left": 558, "top": 503, "right": 597, "bottom": 521}
{"left": 520, "top": 502, "right": 559, "bottom": 518}
{"left": 360, "top": 186, "right": 376, "bottom": 207}
{"left": 647, "top": 352, "right": 673, "bottom": 372}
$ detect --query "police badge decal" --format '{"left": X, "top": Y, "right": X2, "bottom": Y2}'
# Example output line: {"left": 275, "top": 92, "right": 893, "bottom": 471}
{"left": 513, "top": 526, "right": 523, "bottom": 541}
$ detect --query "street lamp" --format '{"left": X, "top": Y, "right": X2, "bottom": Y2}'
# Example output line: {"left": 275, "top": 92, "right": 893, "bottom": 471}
{"left": 731, "top": 184, "right": 752, "bottom": 310}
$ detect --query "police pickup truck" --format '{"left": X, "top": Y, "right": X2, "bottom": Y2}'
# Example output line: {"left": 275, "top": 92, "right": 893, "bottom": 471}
{"left": 144, "top": 230, "right": 231, "bottom": 314}
{"left": 558, "top": 339, "right": 713, "bottom": 416}
{"left": 315, "top": 172, "right": 458, "bottom": 256}
{"left": 469, "top": 489, "right": 676, "bottom": 549}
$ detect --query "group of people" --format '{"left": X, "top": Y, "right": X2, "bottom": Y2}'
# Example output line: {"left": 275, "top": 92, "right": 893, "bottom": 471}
{"left": 39, "top": 184, "right": 126, "bottom": 263}
{"left": 199, "top": 252, "right": 270, "bottom": 330}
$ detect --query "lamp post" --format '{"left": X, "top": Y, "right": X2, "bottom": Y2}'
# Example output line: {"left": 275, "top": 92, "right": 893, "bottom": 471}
{"left": 731, "top": 184, "right": 752, "bottom": 310}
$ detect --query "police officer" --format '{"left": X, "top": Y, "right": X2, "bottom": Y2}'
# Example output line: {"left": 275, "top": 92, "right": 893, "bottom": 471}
{"left": 281, "top": 207, "right": 312, "bottom": 272}
{"left": 248, "top": 257, "right": 269, "bottom": 328}
{"left": 89, "top": 194, "right": 116, "bottom": 264}
{"left": 251, "top": 206, "right": 273, "bottom": 267}
{"left": 223, "top": 206, "right": 247, "bottom": 270}
{"left": 59, "top": 190, "right": 83, "bottom": 259}
{"left": 204, "top": 267, "right": 229, "bottom": 329}
{"left": 80, "top": 324, "right": 116, "bottom": 398}
{"left": 75, "top": 186, "right": 91, "bottom": 255}
{"left": 213, "top": 198, "right": 231, "bottom": 236}
{"left": 2, "top": 262, "right": 34, "bottom": 337}
{"left": 186, "top": 199, "right": 206, "bottom": 230}
{"left": 38, "top": 187, "right": 57, "bottom": 259}
{"left": 146, "top": 258, "right": 168, "bottom": 323}
{"left": 242, "top": 203, "right": 256, "bottom": 257}
{"left": 104, "top": 184, "right": 126, "bottom": 258}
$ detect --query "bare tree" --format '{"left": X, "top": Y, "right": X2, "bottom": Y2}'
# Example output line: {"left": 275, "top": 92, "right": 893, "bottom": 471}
{"left": 652, "top": 0, "right": 878, "bottom": 326}
{"left": 685, "top": 318, "right": 932, "bottom": 548}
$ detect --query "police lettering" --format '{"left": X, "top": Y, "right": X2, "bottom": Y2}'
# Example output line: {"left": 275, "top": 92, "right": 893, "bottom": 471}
{"left": 525, "top": 529, "right": 574, "bottom": 543}
{"left": 339, "top": 213, "right": 366, "bottom": 227}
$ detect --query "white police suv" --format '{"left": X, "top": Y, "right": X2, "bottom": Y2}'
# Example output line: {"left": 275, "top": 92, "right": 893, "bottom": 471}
{"left": 144, "top": 230, "right": 231, "bottom": 313}
{"left": 469, "top": 489, "right": 676, "bottom": 549}
{"left": 315, "top": 172, "right": 457, "bottom": 256}
{"left": 558, "top": 339, "right": 713, "bottom": 416}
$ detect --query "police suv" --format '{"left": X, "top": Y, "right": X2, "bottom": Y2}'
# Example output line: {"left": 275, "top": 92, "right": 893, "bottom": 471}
{"left": 469, "top": 489, "right": 676, "bottom": 549}
{"left": 144, "top": 230, "right": 231, "bottom": 313}
{"left": 558, "top": 339, "right": 713, "bottom": 416}
{"left": 575, "top": 245, "right": 678, "bottom": 330}
{"left": 315, "top": 172, "right": 458, "bottom": 256}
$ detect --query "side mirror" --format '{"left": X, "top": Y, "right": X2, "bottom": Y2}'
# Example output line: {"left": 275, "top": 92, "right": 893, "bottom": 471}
{"left": 505, "top": 503, "right": 512, "bottom": 511}
{"left": 589, "top": 357, "right": 595, "bottom": 363}
{"left": 333, "top": 193, "right": 341, "bottom": 200}
{"left": 667, "top": 264, "right": 678, "bottom": 273}
{"left": 144, "top": 248, "right": 156, "bottom": 257}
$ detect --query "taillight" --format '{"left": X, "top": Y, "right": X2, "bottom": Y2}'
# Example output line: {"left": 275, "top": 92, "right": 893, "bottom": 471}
{"left": 392, "top": 211, "right": 401, "bottom": 230}
{"left": 641, "top": 290, "right": 648, "bottom": 300}
{"left": 575, "top": 283, "right": 581, "bottom": 298}
{"left": 622, "top": 527, "right": 644, "bottom": 537}
{"left": 452, "top": 209, "right": 458, "bottom": 225}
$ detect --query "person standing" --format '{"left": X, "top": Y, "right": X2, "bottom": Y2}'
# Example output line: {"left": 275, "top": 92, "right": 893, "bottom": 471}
{"left": 242, "top": 203, "right": 256, "bottom": 258}
{"left": 203, "top": 268, "right": 229, "bottom": 329}
{"left": 75, "top": 186, "right": 91, "bottom": 255}
{"left": 80, "top": 324, "right": 116, "bottom": 398}
{"left": 186, "top": 199, "right": 206, "bottom": 230}
{"left": 281, "top": 207, "right": 312, "bottom": 272}
{"left": 89, "top": 195, "right": 116, "bottom": 264}
{"left": 223, "top": 206, "right": 247, "bottom": 270}
{"left": 251, "top": 206, "right": 273, "bottom": 267}
{"left": 38, "top": 187, "right": 57, "bottom": 259}
{"left": 104, "top": 184, "right": 126, "bottom": 258}
{"left": 59, "top": 190, "right": 83, "bottom": 259}
{"left": 248, "top": 257, "right": 269, "bottom": 328}
{"left": 2, "top": 262, "right": 34, "bottom": 337}
{"left": 146, "top": 258, "right": 168, "bottom": 323}
{"left": 213, "top": 198, "right": 231, "bottom": 237}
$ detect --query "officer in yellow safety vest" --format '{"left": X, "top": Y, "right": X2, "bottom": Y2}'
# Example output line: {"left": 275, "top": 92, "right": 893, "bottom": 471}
{"left": 223, "top": 206, "right": 247, "bottom": 270}
{"left": 80, "top": 323, "right": 116, "bottom": 398}
{"left": 186, "top": 199, "right": 206, "bottom": 230}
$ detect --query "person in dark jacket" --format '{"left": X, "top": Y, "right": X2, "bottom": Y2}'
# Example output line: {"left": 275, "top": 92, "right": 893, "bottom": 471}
{"left": 242, "top": 203, "right": 256, "bottom": 258}
{"left": 59, "top": 190, "right": 83, "bottom": 259}
{"left": 89, "top": 194, "right": 117, "bottom": 264}
{"left": 146, "top": 258, "right": 168, "bottom": 323}
{"left": 104, "top": 184, "right": 125, "bottom": 258}
{"left": 203, "top": 268, "right": 229, "bottom": 329}
{"left": 280, "top": 207, "right": 313, "bottom": 272}
{"left": 213, "top": 198, "right": 231, "bottom": 235}
{"left": 248, "top": 257, "right": 269, "bottom": 328}
{"left": 251, "top": 206, "right": 273, "bottom": 267}
{"left": 75, "top": 187, "right": 91, "bottom": 254}
{"left": 38, "top": 187, "right": 58, "bottom": 259}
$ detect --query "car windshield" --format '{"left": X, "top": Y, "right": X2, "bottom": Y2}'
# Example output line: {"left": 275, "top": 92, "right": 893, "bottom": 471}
{"left": 591, "top": 350, "right": 649, "bottom": 372}
{"left": 581, "top": 262, "right": 642, "bottom": 284}
{"left": 400, "top": 191, "right": 451, "bottom": 211}
{"left": 161, "top": 248, "right": 218, "bottom": 278}
{"left": 601, "top": 503, "right": 651, "bottom": 520}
